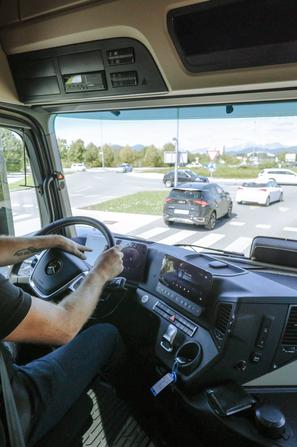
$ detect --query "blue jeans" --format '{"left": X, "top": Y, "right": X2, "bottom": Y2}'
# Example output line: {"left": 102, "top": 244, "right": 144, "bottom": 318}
{"left": 13, "top": 323, "right": 123, "bottom": 446}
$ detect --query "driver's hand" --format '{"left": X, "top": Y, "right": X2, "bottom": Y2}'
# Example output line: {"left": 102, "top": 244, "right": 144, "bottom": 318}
{"left": 93, "top": 246, "right": 124, "bottom": 282}
{"left": 55, "top": 235, "right": 92, "bottom": 260}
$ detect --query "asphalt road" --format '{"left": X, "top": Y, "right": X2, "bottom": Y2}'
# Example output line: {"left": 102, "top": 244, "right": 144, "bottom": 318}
{"left": 9, "top": 170, "right": 297, "bottom": 255}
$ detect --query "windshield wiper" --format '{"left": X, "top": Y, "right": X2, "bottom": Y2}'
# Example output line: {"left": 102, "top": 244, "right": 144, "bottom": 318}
{"left": 174, "top": 243, "right": 246, "bottom": 258}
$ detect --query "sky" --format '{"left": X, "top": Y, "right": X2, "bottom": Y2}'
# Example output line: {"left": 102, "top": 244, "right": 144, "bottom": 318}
{"left": 55, "top": 114, "right": 297, "bottom": 152}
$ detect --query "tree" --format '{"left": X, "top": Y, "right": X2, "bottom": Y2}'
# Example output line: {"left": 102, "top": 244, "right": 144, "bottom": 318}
{"left": 57, "top": 138, "right": 69, "bottom": 165}
{"left": 143, "top": 145, "right": 163, "bottom": 166}
{"left": 119, "top": 145, "right": 135, "bottom": 164}
{"left": 84, "top": 142, "right": 100, "bottom": 167}
{"left": 0, "top": 129, "right": 23, "bottom": 172}
{"left": 102, "top": 144, "right": 114, "bottom": 167}
{"left": 68, "top": 139, "right": 86, "bottom": 163}
{"left": 163, "top": 142, "right": 175, "bottom": 152}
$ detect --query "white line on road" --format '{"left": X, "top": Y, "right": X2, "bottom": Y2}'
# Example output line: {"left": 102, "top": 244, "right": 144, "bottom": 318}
{"left": 279, "top": 207, "right": 290, "bottom": 213}
{"left": 224, "top": 237, "right": 252, "bottom": 253}
{"left": 138, "top": 227, "right": 169, "bottom": 240}
{"left": 283, "top": 227, "right": 297, "bottom": 232}
{"left": 160, "top": 230, "right": 197, "bottom": 245}
{"left": 192, "top": 233, "right": 225, "bottom": 247}
{"left": 256, "top": 224, "right": 271, "bottom": 229}
{"left": 13, "top": 214, "right": 32, "bottom": 221}
{"left": 22, "top": 204, "right": 34, "bottom": 208}
{"left": 249, "top": 206, "right": 259, "bottom": 210}
{"left": 229, "top": 221, "right": 246, "bottom": 226}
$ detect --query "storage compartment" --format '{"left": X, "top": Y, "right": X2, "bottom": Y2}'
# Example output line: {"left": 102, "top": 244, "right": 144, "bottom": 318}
{"left": 168, "top": 0, "right": 297, "bottom": 73}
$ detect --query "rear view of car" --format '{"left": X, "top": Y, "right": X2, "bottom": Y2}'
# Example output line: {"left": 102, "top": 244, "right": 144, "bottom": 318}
{"left": 236, "top": 181, "right": 283, "bottom": 206}
{"left": 163, "top": 182, "right": 232, "bottom": 230}
{"left": 71, "top": 163, "right": 86, "bottom": 172}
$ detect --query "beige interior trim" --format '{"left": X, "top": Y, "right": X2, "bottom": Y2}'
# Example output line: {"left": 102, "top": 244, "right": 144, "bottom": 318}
{"left": 0, "top": 45, "right": 19, "bottom": 104}
{"left": 246, "top": 360, "right": 297, "bottom": 387}
{"left": 2, "top": 0, "right": 297, "bottom": 97}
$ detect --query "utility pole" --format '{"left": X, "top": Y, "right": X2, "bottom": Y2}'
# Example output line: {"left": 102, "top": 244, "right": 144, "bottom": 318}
{"left": 173, "top": 108, "right": 180, "bottom": 187}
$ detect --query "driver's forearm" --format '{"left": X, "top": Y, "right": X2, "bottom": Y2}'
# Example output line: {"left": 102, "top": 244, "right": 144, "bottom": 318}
{"left": 0, "top": 235, "right": 60, "bottom": 266}
{"left": 58, "top": 270, "right": 107, "bottom": 336}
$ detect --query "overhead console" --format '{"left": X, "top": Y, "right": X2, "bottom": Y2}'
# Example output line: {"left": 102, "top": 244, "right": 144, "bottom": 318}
{"left": 8, "top": 38, "right": 167, "bottom": 104}
{"left": 168, "top": 0, "right": 297, "bottom": 73}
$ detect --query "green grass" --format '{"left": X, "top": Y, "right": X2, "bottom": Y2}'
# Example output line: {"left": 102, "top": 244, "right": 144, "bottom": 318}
{"left": 8, "top": 175, "right": 35, "bottom": 191}
{"left": 85, "top": 190, "right": 168, "bottom": 214}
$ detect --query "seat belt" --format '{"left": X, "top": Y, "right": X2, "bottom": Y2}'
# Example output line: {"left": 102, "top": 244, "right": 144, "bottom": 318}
{"left": 0, "top": 348, "right": 26, "bottom": 447}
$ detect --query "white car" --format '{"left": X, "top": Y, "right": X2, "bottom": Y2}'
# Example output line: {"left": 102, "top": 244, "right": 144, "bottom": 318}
{"left": 258, "top": 168, "right": 297, "bottom": 185}
{"left": 71, "top": 163, "right": 86, "bottom": 172}
{"left": 236, "top": 180, "right": 283, "bottom": 206}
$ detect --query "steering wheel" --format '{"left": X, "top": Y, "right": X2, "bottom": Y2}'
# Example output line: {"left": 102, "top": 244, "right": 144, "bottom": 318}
{"left": 23, "top": 216, "right": 114, "bottom": 300}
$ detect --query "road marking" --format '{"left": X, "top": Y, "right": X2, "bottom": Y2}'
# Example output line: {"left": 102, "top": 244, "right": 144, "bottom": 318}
{"left": 11, "top": 203, "right": 20, "bottom": 207}
{"left": 256, "top": 224, "right": 271, "bottom": 229}
{"left": 13, "top": 214, "right": 32, "bottom": 221}
{"left": 229, "top": 221, "right": 246, "bottom": 226}
{"left": 279, "top": 207, "right": 290, "bottom": 213}
{"left": 138, "top": 227, "right": 169, "bottom": 239}
{"left": 249, "top": 206, "right": 259, "bottom": 210}
{"left": 192, "top": 233, "right": 225, "bottom": 247}
{"left": 283, "top": 227, "right": 297, "bottom": 232}
{"left": 160, "top": 230, "right": 197, "bottom": 245}
{"left": 224, "top": 237, "right": 252, "bottom": 253}
{"left": 22, "top": 204, "right": 34, "bottom": 208}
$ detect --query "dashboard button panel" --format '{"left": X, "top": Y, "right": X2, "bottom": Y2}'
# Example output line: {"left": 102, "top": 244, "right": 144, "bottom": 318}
{"left": 156, "top": 283, "right": 202, "bottom": 317}
{"left": 154, "top": 300, "right": 197, "bottom": 337}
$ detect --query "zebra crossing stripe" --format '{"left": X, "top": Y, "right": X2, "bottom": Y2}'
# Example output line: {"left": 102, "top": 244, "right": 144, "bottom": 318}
{"left": 229, "top": 221, "right": 246, "bottom": 226}
{"left": 138, "top": 227, "right": 169, "bottom": 239}
{"left": 191, "top": 233, "right": 225, "bottom": 247}
{"left": 160, "top": 230, "right": 197, "bottom": 245}
{"left": 283, "top": 227, "right": 297, "bottom": 232}
{"left": 256, "top": 224, "right": 271, "bottom": 229}
{"left": 224, "top": 237, "right": 252, "bottom": 253}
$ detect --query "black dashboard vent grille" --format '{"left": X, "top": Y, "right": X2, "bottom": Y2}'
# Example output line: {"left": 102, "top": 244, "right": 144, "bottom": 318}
{"left": 282, "top": 306, "right": 297, "bottom": 346}
{"left": 215, "top": 303, "right": 232, "bottom": 338}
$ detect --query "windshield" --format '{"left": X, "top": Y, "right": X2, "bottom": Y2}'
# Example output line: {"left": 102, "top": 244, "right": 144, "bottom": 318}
{"left": 55, "top": 101, "right": 297, "bottom": 256}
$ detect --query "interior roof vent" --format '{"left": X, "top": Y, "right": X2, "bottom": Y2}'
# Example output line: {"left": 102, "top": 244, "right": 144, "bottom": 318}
{"left": 282, "top": 306, "right": 297, "bottom": 346}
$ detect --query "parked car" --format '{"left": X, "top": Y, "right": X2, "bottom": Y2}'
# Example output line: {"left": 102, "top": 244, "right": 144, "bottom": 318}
{"left": 116, "top": 163, "right": 133, "bottom": 173}
{"left": 258, "top": 168, "right": 297, "bottom": 185}
{"left": 71, "top": 163, "right": 86, "bottom": 172}
{"left": 163, "top": 169, "right": 208, "bottom": 187}
{"left": 163, "top": 182, "right": 232, "bottom": 230}
{"left": 236, "top": 180, "right": 283, "bottom": 206}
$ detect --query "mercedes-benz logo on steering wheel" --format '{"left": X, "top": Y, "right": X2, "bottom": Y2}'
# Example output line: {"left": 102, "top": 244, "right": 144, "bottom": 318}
{"left": 46, "top": 259, "right": 63, "bottom": 275}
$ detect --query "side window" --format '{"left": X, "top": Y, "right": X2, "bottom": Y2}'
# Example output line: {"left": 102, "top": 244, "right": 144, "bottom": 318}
{"left": 0, "top": 128, "right": 41, "bottom": 236}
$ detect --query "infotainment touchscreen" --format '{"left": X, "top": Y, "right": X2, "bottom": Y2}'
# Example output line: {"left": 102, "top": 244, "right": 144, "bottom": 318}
{"left": 159, "top": 255, "right": 212, "bottom": 305}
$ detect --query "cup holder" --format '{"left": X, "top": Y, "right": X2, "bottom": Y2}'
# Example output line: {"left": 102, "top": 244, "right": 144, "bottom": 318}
{"left": 175, "top": 341, "right": 202, "bottom": 374}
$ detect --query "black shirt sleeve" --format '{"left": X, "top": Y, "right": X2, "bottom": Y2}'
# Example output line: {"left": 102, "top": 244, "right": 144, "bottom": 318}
{"left": 0, "top": 273, "right": 32, "bottom": 340}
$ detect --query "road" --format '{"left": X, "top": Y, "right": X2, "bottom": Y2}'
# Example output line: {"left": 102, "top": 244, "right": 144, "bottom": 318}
{"left": 9, "top": 170, "right": 297, "bottom": 255}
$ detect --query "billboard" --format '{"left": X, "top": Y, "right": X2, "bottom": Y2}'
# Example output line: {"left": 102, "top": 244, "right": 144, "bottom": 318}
{"left": 164, "top": 151, "right": 188, "bottom": 164}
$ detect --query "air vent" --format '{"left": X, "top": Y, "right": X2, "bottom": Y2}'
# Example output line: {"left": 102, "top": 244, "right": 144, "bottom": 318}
{"left": 282, "top": 306, "right": 297, "bottom": 346}
{"left": 215, "top": 303, "right": 232, "bottom": 339}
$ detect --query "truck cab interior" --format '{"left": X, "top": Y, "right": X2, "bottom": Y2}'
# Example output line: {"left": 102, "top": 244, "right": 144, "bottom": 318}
{"left": 1, "top": 0, "right": 297, "bottom": 446}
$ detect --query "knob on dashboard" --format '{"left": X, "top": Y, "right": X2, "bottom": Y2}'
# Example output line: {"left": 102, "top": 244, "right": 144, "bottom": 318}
{"left": 255, "top": 404, "right": 286, "bottom": 439}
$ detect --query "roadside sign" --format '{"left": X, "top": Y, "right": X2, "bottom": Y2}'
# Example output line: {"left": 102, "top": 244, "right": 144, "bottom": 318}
{"left": 164, "top": 151, "right": 188, "bottom": 164}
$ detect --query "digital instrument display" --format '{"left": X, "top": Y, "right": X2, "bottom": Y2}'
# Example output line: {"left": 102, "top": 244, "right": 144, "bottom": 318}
{"left": 159, "top": 255, "right": 212, "bottom": 305}
{"left": 116, "top": 240, "right": 148, "bottom": 282}
{"left": 83, "top": 235, "right": 147, "bottom": 282}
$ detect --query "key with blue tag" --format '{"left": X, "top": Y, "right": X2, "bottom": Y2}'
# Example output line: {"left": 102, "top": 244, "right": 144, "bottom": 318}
{"left": 150, "top": 360, "right": 179, "bottom": 397}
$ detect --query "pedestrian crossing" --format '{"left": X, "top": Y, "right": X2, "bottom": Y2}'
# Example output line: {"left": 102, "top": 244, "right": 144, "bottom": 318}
{"left": 10, "top": 205, "right": 297, "bottom": 257}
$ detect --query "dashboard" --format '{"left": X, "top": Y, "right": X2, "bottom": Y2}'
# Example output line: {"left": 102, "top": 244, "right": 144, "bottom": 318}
{"left": 16, "top": 229, "right": 297, "bottom": 391}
